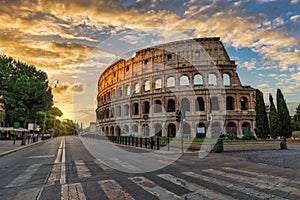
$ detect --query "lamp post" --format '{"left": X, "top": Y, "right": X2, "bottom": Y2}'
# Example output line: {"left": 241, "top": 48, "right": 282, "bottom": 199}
{"left": 41, "top": 79, "right": 59, "bottom": 140}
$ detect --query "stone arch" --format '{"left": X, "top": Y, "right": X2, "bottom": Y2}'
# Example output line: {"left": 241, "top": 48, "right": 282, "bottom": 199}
{"left": 144, "top": 80, "right": 151, "bottom": 92}
{"left": 208, "top": 73, "right": 217, "bottom": 86}
{"left": 132, "top": 124, "right": 138, "bottom": 133}
{"left": 154, "top": 100, "right": 162, "bottom": 113}
{"left": 226, "top": 122, "right": 237, "bottom": 137}
{"left": 195, "top": 97, "right": 205, "bottom": 111}
{"left": 110, "top": 126, "right": 114, "bottom": 136}
{"left": 116, "top": 125, "right": 121, "bottom": 136}
{"left": 154, "top": 78, "right": 162, "bottom": 89}
{"left": 142, "top": 124, "right": 150, "bottom": 136}
{"left": 242, "top": 122, "right": 251, "bottom": 135}
{"left": 143, "top": 101, "right": 150, "bottom": 114}
{"left": 194, "top": 74, "right": 203, "bottom": 86}
{"left": 241, "top": 97, "right": 248, "bottom": 110}
{"left": 181, "top": 98, "right": 190, "bottom": 112}
{"left": 132, "top": 102, "right": 139, "bottom": 115}
{"left": 123, "top": 125, "right": 129, "bottom": 132}
{"left": 210, "top": 122, "right": 221, "bottom": 138}
{"left": 116, "top": 105, "right": 121, "bottom": 117}
{"left": 180, "top": 75, "right": 189, "bottom": 86}
{"left": 124, "top": 104, "right": 129, "bottom": 115}
{"left": 167, "top": 76, "right": 175, "bottom": 87}
{"left": 223, "top": 73, "right": 230, "bottom": 86}
{"left": 182, "top": 123, "right": 191, "bottom": 138}
{"left": 167, "top": 99, "right": 175, "bottom": 112}
{"left": 196, "top": 123, "right": 206, "bottom": 138}
{"left": 154, "top": 123, "right": 162, "bottom": 136}
{"left": 211, "top": 96, "right": 219, "bottom": 111}
{"left": 134, "top": 82, "right": 140, "bottom": 93}
{"left": 168, "top": 123, "right": 176, "bottom": 137}
{"left": 226, "top": 96, "right": 235, "bottom": 110}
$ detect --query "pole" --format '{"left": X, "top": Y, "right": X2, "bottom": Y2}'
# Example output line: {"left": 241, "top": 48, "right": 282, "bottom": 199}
{"left": 181, "top": 123, "right": 183, "bottom": 155}
{"left": 42, "top": 111, "right": 46, "bottom": 140}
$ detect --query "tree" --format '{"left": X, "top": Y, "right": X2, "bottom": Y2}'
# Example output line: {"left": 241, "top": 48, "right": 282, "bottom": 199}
{"left": 0, "top": 55, "right": 53, "bottom": 127}
{"left": 255, "top": 89, "right": 270, "bottom": 138}
{"left": 269, "top": 94, "right": 281, "bottom": 138}
{"left": 276, "top": 89, "right": 292, "bottom": 138}
{"left": 294, "top": 103, "right": 300, "bottom": 123}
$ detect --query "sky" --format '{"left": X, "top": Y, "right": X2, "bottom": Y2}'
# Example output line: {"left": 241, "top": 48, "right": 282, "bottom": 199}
{"left": 0, "top": 0, "right": 299, "bottom": 127}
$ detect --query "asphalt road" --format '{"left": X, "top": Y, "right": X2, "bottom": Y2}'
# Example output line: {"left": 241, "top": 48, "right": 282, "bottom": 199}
{"left": 0, "top": 135, "right": 300, "bottom": 200}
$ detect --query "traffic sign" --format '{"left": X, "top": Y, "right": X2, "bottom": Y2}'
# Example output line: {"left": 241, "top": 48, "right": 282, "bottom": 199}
{"left": 143, "top": 114, "right": 149, "bottom": 120}
{"left": 13, "top": 122, "right": 20, "bottom": 129}
{"left": 207, "top": 114, "right": 212, "bottom": 121}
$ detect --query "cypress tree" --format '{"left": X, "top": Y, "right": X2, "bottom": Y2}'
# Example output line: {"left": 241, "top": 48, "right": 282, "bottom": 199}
{"left": 276, "top": 89, "right": 292, "bottom": 138}
{"left": 269, "top": 94, "right": 281, "bottom": 138}
{"left": 294, "top": 103, "right": 300, "bottom": 123}
{"left": 255, "top": 89, "right": 270, "bottom": 138}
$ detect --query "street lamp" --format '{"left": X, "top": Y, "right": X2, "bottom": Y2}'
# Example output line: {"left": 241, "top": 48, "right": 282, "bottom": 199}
{"left": 41, "top": 79, "right": 59, "bottom": 140}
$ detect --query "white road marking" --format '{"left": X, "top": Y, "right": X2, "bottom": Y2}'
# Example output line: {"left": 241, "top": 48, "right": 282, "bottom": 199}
{"left": 27, "top": 155, "right": 55, "bottom": 159}
{"left": 158, "top": 173, "right": 236, "bottom": 200}
{"left": 60, "top": 137, "right": 66, "bottom": 185}
{"left": 99, "top": 179, "right": 135, "bottom": 200}
{"left": 129, "top": 176, "right": 181, "bottom": 200}
{"left": 94, "top": 159, "right": 113, "bottom": 172}
{"left": 7, "top": 164, "right": 42, "bottom": 187}
{"left": 74, "top": 160, "right": 92, "bottom": 178}
{"left": 61, "top": 183, "right": 86, "bottom": 200}
{"left": 183, "top": 171, "right": 286, "bottom": 200}
{"left": 111, "top": 158, "right": 140, "bottom": 171}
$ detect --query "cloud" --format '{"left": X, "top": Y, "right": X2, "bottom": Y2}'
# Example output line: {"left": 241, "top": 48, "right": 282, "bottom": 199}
{"left": 52, "top": 82, "right": 86, "bottom": 94}
{"left": 258, "top": 83, "right": 269, "bottom": 88}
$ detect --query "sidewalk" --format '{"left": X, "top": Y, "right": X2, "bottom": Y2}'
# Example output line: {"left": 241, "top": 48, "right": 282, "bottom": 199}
{"left": 0, "top": 139, "right": 42, "bottom": 157}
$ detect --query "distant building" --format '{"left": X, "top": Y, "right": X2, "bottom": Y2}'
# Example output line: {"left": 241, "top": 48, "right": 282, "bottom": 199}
{"left": 88, "top": 122, "right": 97, "bottom": 134}
{"left": 96, "top": 37, "right": 256, "bottom": 138}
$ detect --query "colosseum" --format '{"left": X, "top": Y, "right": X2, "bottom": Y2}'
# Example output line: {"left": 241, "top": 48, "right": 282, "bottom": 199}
{"left": 96, "top": 37, "right": 256, "bottom": 138}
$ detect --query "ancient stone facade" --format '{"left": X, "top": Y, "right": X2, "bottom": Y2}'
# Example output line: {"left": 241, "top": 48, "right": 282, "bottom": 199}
{"left": 96, "top": 37, "right": 256, "bottom": 138}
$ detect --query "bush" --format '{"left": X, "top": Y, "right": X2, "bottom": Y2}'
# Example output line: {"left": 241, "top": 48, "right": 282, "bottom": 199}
{"left": 241, "top": 133, "right": 256, "bottom": 140}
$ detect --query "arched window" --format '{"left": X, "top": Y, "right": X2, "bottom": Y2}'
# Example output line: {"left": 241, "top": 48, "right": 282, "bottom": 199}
{"left": 168, "top": 123, "right": 176, "bottom": 137}
{"left": 143, "top": 101, "right": 150, "bottom": 114}
{"left": 196, "top": 123, "right": 206, "bottom": 138}
{"left": 180, "top": 75, "right": 189, "bottom": 86}
{"left": 116, "top": 105, "right": 121, "bottom": 117}
{"left": 142, "top": 124, "right": 149, "bottom": 136}
{"left": 126, "top": 85, "right": 131, "bottom": 96}
{"left": 110, "top": 126, "right": 114, "bottom": 136}
{"left": 182, "top": 123, "right": 191, "bottom": 138}
{"left": 144, "top": 80, "right": 150, "bottom": 92}
{"left": 211, "top": 122, "right": 221, "bottom": 138}
{"left": 167, "top": 77, "right": 175, "bottom": 88}
{"left": 132, "top": 103, "right": 139, "bottom": 115}
{"left": 208, "top": 73, "right": 217, "bottom": 86}
{"left": 116, "top": 126, "right": 121, "bottom": 136}
{"left": 181, "top": 98, "right": 190, "bottom": 112}
{"left": 195, "top": 97, "right": 205, "bottom": 111}
{"left": 242, "top": 122, "right": 251, "bottom": 135}
{"left": 167, "top": 99, "right": 175, "bottom": 112}
{"left": 226, "top": 96, "right": 235, "bottom": 110}
{"left": 118, "top": 87, "right": 122, "bottom": 97}
{"left": 211, "top": 97, "right": 219, "bottom": 111}
{"left": 132, "top": 124, "right": 138, "bottom": 133}
{"left": 155, "top": 78, "right": 162, "bottom": 89}
{"left": 226, "top": 122, "right": 237, "bottom": 137}
{"left": 123, "top": 125, "right": 129, "bottom": 132}
{"left": 241, "top": 97, "right": 248, "bottom": 110}
{"left": 194, "top": 74, "right": 203, "bottom": 86}
{"left": 110, "top": 107, "right": 114, "bottom": 118}
{"left": 154, "top": 123, "right": 162, "bottom": 136}
{"left": 124, "top": 104, "right": 129, "bottom": 116}
{"left": 223, "top": 73, "right": 230, "bottom": 86}
{"left": 154, "top": 100, "right": 162, "bottom": 113}
{"left": 134, "top": 83, "right": 140, "bottom": 93}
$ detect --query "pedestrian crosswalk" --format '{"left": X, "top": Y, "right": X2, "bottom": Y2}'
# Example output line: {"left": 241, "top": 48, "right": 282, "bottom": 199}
{"left": 4, "top": 158, "right": 300, "bottom": 200}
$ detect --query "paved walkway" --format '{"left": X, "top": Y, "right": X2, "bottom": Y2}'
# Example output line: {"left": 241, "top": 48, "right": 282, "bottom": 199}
{"left": 0, "top": 139, "right": 41, "bottom": 156}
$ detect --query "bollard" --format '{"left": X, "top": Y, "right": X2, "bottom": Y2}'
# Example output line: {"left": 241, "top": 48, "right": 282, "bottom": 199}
{"left": 213, "top": 138, "right": 224, "bottom": 153}
{"left": 145, "top": 138, "right": 148, "bottom": 148}
{"left": 136, "top": 137, "right": 138, "bottom": 147}
{"left": 156, "top": 137, "right": 160, "bottom": 150}
{"left": 150, "top": 137, "right": 154, "bottom": 149}
{"left": 280, "top": 137, "right": 287, "bottom": 149}
{"left": 140, "top": 138, "right": 143, "bottom": 148}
